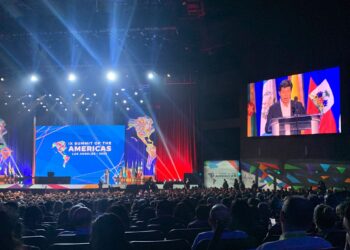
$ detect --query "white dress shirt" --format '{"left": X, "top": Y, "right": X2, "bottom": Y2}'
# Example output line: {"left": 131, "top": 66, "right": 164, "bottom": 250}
{"left": 280, "top": 100, "right": 291, "bottom": 117}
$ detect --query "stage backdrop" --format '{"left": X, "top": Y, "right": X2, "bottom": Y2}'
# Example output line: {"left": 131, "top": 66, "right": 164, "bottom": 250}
{"left": 155, "top": 85, "right": 197, "bottom": 181}
{"left": 34, "top": 125, "right": 125, "bottom": 184}
{"left": 204, "top": 160, "right": 240, "bottom": 188}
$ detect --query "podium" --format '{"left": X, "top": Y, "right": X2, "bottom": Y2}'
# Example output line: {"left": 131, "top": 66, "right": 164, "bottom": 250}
{"left": 270, "top": 114, "right": 321, "bottom": 135}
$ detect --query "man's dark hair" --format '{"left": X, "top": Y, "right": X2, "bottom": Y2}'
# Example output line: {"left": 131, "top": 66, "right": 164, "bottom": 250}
{"left": 279, "top": 79, "right": 293, "bottom": 91}
{"left": 195, "top": 205, "right": 210, "bottom": 220}
{"left": 156, "top": 200, "right": 173, "bottom": 216}
{"left": 281, "top": 196, "right": 313, "bottom": 231}
{"left": 313, "top": 204, "right": 336, "bottom": 231}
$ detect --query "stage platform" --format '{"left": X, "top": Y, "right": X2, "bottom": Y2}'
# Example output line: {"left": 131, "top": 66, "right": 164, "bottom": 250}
{"left": 0, "top": 183, "right": 196, "bottom": 190}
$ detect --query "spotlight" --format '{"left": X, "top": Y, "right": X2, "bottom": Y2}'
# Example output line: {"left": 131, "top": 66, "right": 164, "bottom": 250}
{"left": 147, "top": 71, "right": 155, "bottom": 80}
{"left": 30, "top": 74, "right": 39, "bottom": 83}
{"left": 40, "top": 102, "right": 43, "bottom": 105}
{"left": 21, "top": 102, "right": 25, "bottom": 105}
{"left": 140, "top": 99, "right": 144, "bottom": 104}
{"left": 55, "top": 98, "right": 60, "bottom": 101}
{"left": 0, "top": 77, "right": 4, "bottom": 82}
{"left": 167, "top": 73, "right": 171, "bottom": 78}
{"left": 48, "top": 94, "right": 52, "bottom": 97}
{"left": 121, "top": 88, "right": 125, "bottom": 91}
{"left": 85, "top": 108, "right": 89, "bottom": 111}
{"left": 7, "top": 95, "right": 11, "bottom": 98}
{"left": 59, "top": 102, "right": 63, "bottom": 105}
{"left": 126, "top": 107, "right": 130, "bottom": 111}
{"left": 4, "top": 103, "right": 7, "bottom": 106}
{"left": 123, "top": 100, "right": 127, "bottom": 104}
{"left": 72, "top": 93, "right": 76, "bottom": 97}
{"left": 114, "top": 101, "right": 118, "bottom": 104}
{"left": 68, "top": 73, "right": 77, "bottom": 82}
{"left": 27, "top": 109, "right": 31, "bottom": 112}
{"left": 46, "top": 109, "right": 48, "bottom": 112}
{"left": 64, "top": 108, "right": 68, "bottom": 111}
{"left": 106, "top": 71, "right": 118, "bottom": 82}
{"left": 28, "top": 94, "right": 32, "bottom": 98}
{"left": 93, "top": 93, "right": 97, "bottom": 97}
{"left": 134, "top": 91, "right": 138, "bottom": 96}
{"left": 115, "top": 92, "right": 119, "bottom": 96}
{"left": 81, "top": 101, "right": 85, "bottom": 105}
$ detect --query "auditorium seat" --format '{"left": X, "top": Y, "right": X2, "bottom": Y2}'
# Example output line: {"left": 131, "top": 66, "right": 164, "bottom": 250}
{"left": 55, "top": 234, "right": 90, "bottom": 243}
{"left": 49, "top": 243, "right": 91, "bottom": 250}
{"left": 23, "top": 229, "right": 37, "bottom": 236}
{"left": 320, "top": 248, "right": 342, "bottom": 250}
{"left": 324, "top": 230, "right": 346, "bottom": 249}
{"left": 166, "top": 228, "right": 210, "bottom": 244}
{"left": 22, "top": 235, "right": 48, "bottom": 250}
{"left": 262, "top": 234, "right": 280, "bottom": 243}
{"left": 195, "top": 238, "right": 257, "bottom": 250}
{"left": 146, "top": 224, "right": 162, "bottom": 231}
{"left": 24, "top": 245, "right": 40, "bottom": 250}
{"left": 125, "top": 230, "right": 164, "bottom": 241}
{"left": 35, "top": 229, "right": 48, "bottom": 237}
{"left": 130, "top": 239, "right": 191, "bottom": 250}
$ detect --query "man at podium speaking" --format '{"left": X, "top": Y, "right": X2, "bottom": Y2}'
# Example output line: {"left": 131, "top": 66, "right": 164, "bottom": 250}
{"left": 265, "top": 79, "right": 305, "bottom": 134}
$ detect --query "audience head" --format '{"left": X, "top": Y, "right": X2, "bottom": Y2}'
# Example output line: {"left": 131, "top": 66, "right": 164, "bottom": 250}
{"left": 23, "top": 205, "right": 43, "bottom": 229}
{"left": 173, "top": 202, "right": 193, "bottom": 223}
{"left": 138, "top": 207, "right": 155, "bottom": 222}
{"left": 107, "top": 205, "right": 129, "bottom": 229}
{"left": 195, "top": 204, "right": 210, "bottom": 221}
{"left": 156, "top": 200, "right": 173, "bottom": 216}
{"left": 343, "top": 201, "right": 350, "bottom": 232}
{"left": 0, "top": 210, "right": 22, "bottom": 250}
{"left": 209, "top": 204, "right": 231, "bottom": 230}
{"left": 91, "top": 213, "right": 128, "bottom": 250}
{"left": 313, "top": 204, "right": 336, "bottom": 232}
{"left": 280, "top": 196, "right": 313, "bottom": 232}
{"left": 72, "top": 207, "right": 92, "bottom": 230}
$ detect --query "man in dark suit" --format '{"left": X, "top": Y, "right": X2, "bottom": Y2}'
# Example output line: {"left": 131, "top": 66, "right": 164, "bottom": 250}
{"left": 265, "top": 79, "right": 305, "bottom": 134}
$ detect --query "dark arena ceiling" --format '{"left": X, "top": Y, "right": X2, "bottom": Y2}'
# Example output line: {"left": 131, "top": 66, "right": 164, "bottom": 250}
{"left": 0, "top": 0, "right": 350, "bottom": 122}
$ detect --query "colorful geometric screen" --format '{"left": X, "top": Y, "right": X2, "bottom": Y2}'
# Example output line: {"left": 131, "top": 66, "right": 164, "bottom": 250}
{"left": 204, "top": 160, "right": 239, "bottom": 188}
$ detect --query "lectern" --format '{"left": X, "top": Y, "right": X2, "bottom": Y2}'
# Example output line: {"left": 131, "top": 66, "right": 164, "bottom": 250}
{"left": 270, "top": 114, "right": 321, "bottom": 136}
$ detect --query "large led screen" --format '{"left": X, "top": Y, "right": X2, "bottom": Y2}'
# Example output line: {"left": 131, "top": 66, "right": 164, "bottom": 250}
{"left": 247, "top": 67, "right": 340, "bottom": 137}
{"left": 35, "top": 125, "right": 125, "bottom": 184}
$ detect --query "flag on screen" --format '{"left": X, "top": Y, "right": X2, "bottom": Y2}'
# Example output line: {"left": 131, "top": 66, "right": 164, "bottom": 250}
{"left": 288, "top": 74, "right": 305, "bottom": 106}
{"left": 307, "top": 78, "right": 337, "bottom": 134}
{"left": 247, "top": 83, "right": 257, "bottom": 137}
{"left": 260, "top": 79, "right": 277, "bottom": 136}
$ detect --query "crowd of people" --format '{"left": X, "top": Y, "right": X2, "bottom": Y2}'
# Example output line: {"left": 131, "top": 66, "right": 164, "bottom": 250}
{"left": 0, "top": 186, "right": 349, "bottom": 250}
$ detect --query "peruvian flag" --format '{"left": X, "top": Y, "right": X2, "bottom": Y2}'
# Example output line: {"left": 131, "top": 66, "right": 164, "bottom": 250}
{"left": 306, "top": 78, "right": 337, "bottom": 134}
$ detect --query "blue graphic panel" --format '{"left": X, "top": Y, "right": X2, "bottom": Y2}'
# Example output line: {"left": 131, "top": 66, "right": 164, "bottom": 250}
{"left": 35, "top": 125, "right": 125, "bottom": 184}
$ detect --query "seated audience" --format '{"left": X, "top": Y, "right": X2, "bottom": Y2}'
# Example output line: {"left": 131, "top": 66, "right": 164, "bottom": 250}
{"left": 313, "top": 204, "right": 337, "bottom": 236}
{"left": 72, "top": 207, "right": 92, "bottom": 235}
{"left": 188, "top": 205, "right": 210, "bottom": 229}
{"left": 0, "top": 210, "right": 23, "bottom": 250}
{"left": 257, "top": 196, "right": 332, "bottom": 250}
{"left": 90, "top": 213, "right": 132, "bottom": 250}
{"left": 192, "top": 204, "right": 248, "bottom": 250}
{"left": 343, "top": 202, "right": 350, "bottom": 249}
